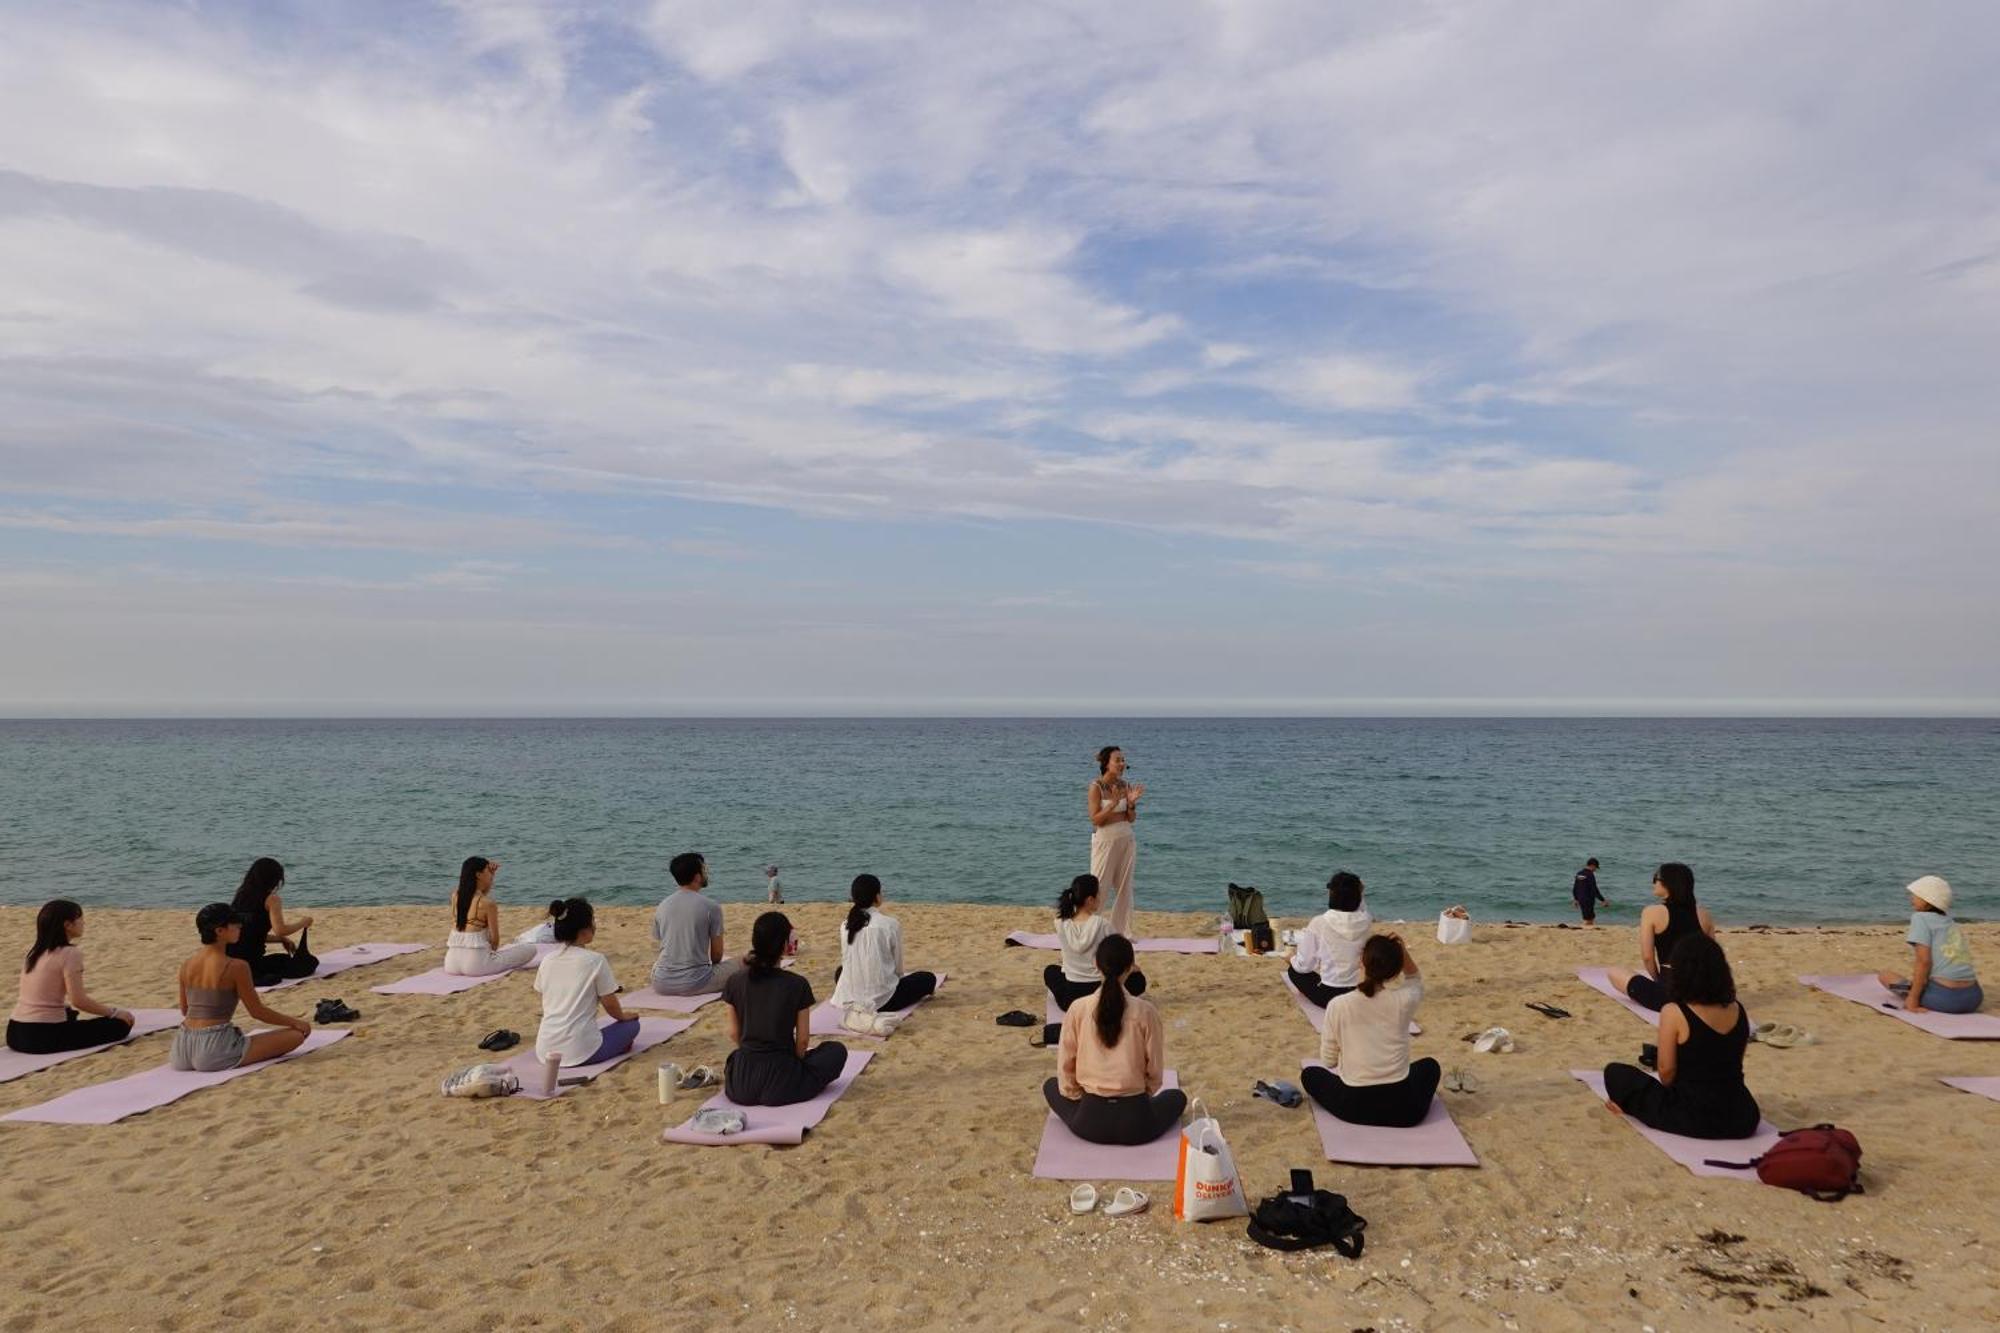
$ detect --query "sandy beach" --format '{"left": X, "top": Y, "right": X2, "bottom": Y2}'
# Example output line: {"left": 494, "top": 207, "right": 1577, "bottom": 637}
{"left": 2, "top": 901, "right": 1996, "bottom": 1332}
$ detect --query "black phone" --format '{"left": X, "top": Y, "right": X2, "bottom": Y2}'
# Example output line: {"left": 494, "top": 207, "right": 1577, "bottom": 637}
{"left": 1286, "top": 1168, "right": 1315, "bottom": 1206}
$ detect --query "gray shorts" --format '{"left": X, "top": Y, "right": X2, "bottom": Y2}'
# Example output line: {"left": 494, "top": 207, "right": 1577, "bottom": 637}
{"left": 170, "top": 1023, "right": 249, "bottom": 1072}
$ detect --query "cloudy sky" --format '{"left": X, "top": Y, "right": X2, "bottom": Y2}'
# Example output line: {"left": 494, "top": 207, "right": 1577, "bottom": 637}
{"left": 3, "top": 1, "right": 1996, "bottom": 714}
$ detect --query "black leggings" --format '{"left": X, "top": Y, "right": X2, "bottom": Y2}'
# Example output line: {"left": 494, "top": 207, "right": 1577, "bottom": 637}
{"left": 1603, "top": 1062, "right": 1761, "bottom": 1139}
{"left": 1286, "top": 967, "right": 1353, "bottom": 1009}
{"left": 1301, "top": 1058, "right": 1441, "bottom": 1128}
{"left": 883, "top": 971, "right": 937, "bottom": 1012}
{"left": 5, "top": 1010, "right": 135, "bottom": 1055}
{"left": 1625, "top": 973, "right": 1668, "bottom": 1012}
{"left": 1042, "top": 1077, "right": 1187, "bottom": 1146}
{"left": 725, "top": 1041, "right": 850, "bottom": 1107}
{"left": 1043, "top": 965, "right": 1147, "bottom": 1011}
{"left": 248, "top": 927, "right": 318, "bottom": 986}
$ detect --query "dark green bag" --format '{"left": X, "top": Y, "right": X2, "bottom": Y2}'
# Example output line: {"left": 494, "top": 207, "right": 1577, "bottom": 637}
{"left": 1226, "top": 883, "right": 1275, "bottom": 951}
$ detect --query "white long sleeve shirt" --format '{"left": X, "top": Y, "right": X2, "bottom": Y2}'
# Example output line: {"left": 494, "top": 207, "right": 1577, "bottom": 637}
{"left": 831, "top": 908, "right": 905, "bottom": 1012}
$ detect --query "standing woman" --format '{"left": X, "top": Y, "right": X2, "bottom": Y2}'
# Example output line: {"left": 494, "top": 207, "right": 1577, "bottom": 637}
{"left": 722, "top": 912, "right": 849, "bottom": 1106}
{"left": 831, "top": 875, "right": 936, "bottom": 1016}
{"left": 1604, "top": 862, "right": 1715, "bottom": 1012}
{"left": 1087, "top": 746, "right": 1145, "bottom": 936}
{"left": 7, "top": 900, "right": 137, "bottom": 1054}
{"left": 443, "top": 857, "right": 539, "bottom": 977}
{"left": 227, "top": 857, "right": 319, "bottom": 986}
{"left": 172, "top": 903, "right": 311, "bottom": 1071}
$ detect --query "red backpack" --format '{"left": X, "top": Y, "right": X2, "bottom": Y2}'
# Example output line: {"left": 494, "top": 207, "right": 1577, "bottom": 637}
{"left": 1707, "top": 1124, "right": 1863, "bottom": 1201}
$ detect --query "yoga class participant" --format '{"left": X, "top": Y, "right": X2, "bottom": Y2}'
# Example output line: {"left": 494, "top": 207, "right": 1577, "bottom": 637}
{"left": 171, "top": 903, "right": 311, "bottom": 1071}
{"left": 649, "top": 852, "right": 740, "bottom": 995}
{"left": 1878, "top": 876, "right": 1983, "bottom": 1013}
{"left": 1042, "top": 934, "right": 1186, "bottom": 1145}
{"left": 722, "top": 912, "right": 848, "bottom": 1106}
{"left": 1043, "top": 874, "right": 1147, "bottom": 1010}
{"left": 1602, "top": 934, "right": 1761, "bottom": 1138}
{"left": 830, "top": 875, "right": 936, "bottom": 1015}
{"left": 7, "top": 900, "right": 137, "bottom": 1055}
{"left": 443, "top": 856, "right": 539, "bottom": 977}
{"left": 1087, "top": 745, "right": 1143, "bottom": 936}
{"left": 227, "top": 857, "right": 319, "bottom": 985}
{"left": 1603, "top": 862, "right": 1715, "bottom": 1012}
{"left": 533, "top": 898, "right": 640, "bottom": 1095}
{"left": 1287, "top": 871, "right": 1371, "bottom": 1008}
{"left": 1301, "top": 932, "right": 1439, "bottom": 1128}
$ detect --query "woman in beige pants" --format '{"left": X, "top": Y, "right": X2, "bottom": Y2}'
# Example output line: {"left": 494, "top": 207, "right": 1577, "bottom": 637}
{"left": 1088, "top": 746, "right": 1144, "bottom": 935}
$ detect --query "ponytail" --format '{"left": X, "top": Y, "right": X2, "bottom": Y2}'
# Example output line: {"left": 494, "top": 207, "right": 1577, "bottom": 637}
{"left": 1092, "top": 934, "right": 1136, "bottom": 1048}
{"left": 1057, "top": 874, "right": 1099, "bottom": 921}
{"left": 846, "top": 874, "right": 881, "bottom": 944}
{"left": 1357, "top": 934, "right": 1404, "bottom": 997}
{"left": 546, "top": 899, "right": 564, "bottom": 920}
{"left": 749, "top": 912, "right": 792, "bottom": 974}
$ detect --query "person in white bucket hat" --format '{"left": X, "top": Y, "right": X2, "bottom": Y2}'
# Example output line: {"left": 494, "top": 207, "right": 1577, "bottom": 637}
{"left": 1877, "top": 876, "right": 1983, "bottom": 1014}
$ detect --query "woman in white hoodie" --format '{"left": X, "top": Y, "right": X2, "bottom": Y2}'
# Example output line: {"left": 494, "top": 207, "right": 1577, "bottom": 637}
{"left": 1287, "top": 871, "right": 1371, "bottom": 1007}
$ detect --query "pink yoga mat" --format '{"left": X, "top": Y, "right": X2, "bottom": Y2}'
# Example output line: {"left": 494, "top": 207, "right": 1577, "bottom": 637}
{"left": 0, "top": 1009, "right": 182, "bottom": 1084}
{"left": 1577, "top": 967, "right": 1662, "bottom": 1025}
{"left": 500, "top": 1017, "right": 691, "bottom": 1100}
{"left": 371, "top": 943, "right": 556, "bottom": 995}
{"left": 1569, "top": 1070, "right": 1779, "bottom": 1180}
{"left": 1031, "top": 1071, "right": 1182, "bottom": 1181}
{"left": 808, "top": 974, "right": 948, "bottom": 1038}
{"left": 1006, "top": 931, "right": 1219, "bottom": 954}
{"left": 1301, "top": 1061, "right": 1477, "bottom": 1166}
{"left": 661, "top": 1049, "right": 876, "bottom": 1145}
{"left": 261, "top": 942, "right": 428, "bottom": 992}
{"left": 2, "top": 1029, "right": 350, "bottom": 1125}
{"left": 1046, "top": 995, "right": 1064, "bottom": 1025}
{"left": 620, "top": 988, "right": 720, "bottom": 1014}
{"left": 1941, "top": 1076, "right": 2000, "bottom": 1102}
{"left": 1800, "top": 975, "right": 2000, "bottom": 1040}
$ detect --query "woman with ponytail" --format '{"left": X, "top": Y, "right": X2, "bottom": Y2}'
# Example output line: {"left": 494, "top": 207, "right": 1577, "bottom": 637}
{"left": 1044, "top": 874, "right": 1147, "bottom": 1011}
{"left": 442, "top": 856, "right": 539, "bottom": 976}
{"left": 7, "top": 900, "right": 137, "bottom": 1054}
{"left": 723, "top": 912, "right": 849, "bottom": 1106}
{"left": 1042, "top": 934, "right": 1186, "bottom": 1145}
{"left": 531, "top": 898, "right": 639, "bottom": 1095}
{"left": 830, "top": 875, "right": 936, "bottom": 1016}
{"left": 1301, "top": 932, "right": 1439, "bottom": 1128}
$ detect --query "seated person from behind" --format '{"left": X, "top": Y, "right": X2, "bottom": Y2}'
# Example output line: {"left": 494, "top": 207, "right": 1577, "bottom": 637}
{"left": 1043, "top": 872, "right": 1147, "bottom": 1011}
{"left": 7, "top": 899, "right": 137, "bottom": 1055}
{"left": 830, "top": 874, "right": 936, "bottom": 1016}
{"left": 722, "top": 912, "right": 848, "bottom": 1107}
{"left": 1287, "top": 870, "right": 1370, "bottom": 1008}
{"left": 1042, "top": 933, "right": 1187, "bottom": 1146}
{"left": 443, "top": 856, "right": 539, "bottom": 977}
{"left": 1604, "top": 861, "right": 1715, "bottom": 1012}
{"left": 1301, "top": 932, "right": 1439, "bottom": 1128}
{"left": 172, "top": 903, "right": 312, "bottom": 1072}
{"left": 226, "top": 857, "right": 319, "bottom": 986}
{"left": 1877, "top": 875, "right": 1983, "bottom": 1014}
{"left": 533, "top": 897, "right": 641, "bottom": 1095}
{"left": 1601, "top": 933, "right": 1761, "bottom": 1139}
{"left": 648, "top": 851, "right": 740, "bottom": 996}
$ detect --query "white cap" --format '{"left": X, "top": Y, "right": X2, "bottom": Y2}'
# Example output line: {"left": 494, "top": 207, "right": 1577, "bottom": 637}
{"left": 1907, "top": 875, "right": 1952, "bottom": 912}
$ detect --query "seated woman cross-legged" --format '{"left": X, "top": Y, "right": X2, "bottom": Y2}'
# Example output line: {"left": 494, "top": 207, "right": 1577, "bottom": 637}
{"left": 724, "top": 912, "right": 849, "bottom": 1107}
{"left": 172, "top": 903, "right": 312, "bottom": 1072}
{"left": 1878, "top": 875, "right": 1983, "bottom": 1014}
{"left": 831, "top": 874, "right": 937, "bottom": 1017}
{"left": 1044, "top": 873, "right": 1147, "bottom": 1010}
{"left": 442, "top": 856, "right": 540, "bottom": 977}
{"left": 7, "top": 899, "right": 138, "bottom": 1055}
{"left": 533, "top": 898, "right": 641, "bottom": 1096}
{"left": 1042, "top": 933, "right": 1187, "bottom": 1146}
{"left": 1604, "top": 861, "right": 1716, "bottom": 1012}
{"left": 1287, "top": 870, "right": 1370, "bottom": 1008}
{"left": 1602, "top": 933, "right": 1761, "bottom": 1139}
{"left": 227, "top": 857, "right": 320, "bottom": 986}
{"left": 1301, "top": 932, "right": 1439, "bottom": 1128}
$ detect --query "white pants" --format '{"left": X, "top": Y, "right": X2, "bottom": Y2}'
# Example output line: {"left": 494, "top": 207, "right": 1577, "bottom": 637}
{"left": 443, "top": 936, "right": 537, "bottom": 976}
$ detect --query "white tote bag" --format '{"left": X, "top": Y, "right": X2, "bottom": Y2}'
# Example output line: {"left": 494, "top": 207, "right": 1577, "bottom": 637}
{"left": 1173, "top": 1100, "right": 1249, "bottom": 1222}
{"left": 1436, "top": 910, "right": 1472, "bottom": 945}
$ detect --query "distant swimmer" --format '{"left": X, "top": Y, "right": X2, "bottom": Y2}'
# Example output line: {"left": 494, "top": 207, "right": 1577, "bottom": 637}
{"left": 1572, "top": 858, "right": 1607, "bottom": 925}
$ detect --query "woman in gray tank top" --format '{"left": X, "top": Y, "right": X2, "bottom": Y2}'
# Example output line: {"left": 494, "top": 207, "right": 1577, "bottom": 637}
{"left": 171, "top": 903, "right": 313, "bottom": 1072}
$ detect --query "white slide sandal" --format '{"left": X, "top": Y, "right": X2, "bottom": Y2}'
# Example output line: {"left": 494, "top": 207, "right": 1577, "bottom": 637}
{"left": 1104, "top": 1187, "right": 1149, "bottom": 1217}
{"left": 1069, "top": 1184, "right": 1098, "bottom": 1214}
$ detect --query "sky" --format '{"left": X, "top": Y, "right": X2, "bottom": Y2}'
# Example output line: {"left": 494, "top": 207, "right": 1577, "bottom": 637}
{"left": 2, "top": 1, "right": 1997, "bottom": 715}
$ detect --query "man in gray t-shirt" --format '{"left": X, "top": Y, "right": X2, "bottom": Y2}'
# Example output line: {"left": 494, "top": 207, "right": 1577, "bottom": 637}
{"left": 650, "top": 853, "right": 742, "bottom": 995}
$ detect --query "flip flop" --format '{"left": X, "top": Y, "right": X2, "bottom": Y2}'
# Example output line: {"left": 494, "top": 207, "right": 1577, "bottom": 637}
{"left": 1444, "top": 1067, "right": 1479, "bottom": 1094}
{"left": 1524, "top": 1001, "right": 1571, "bottom": 1020}
{"left": 1104, "top": 1187, "right": 1149, "bottom": 1218}
{"left": 478, "top": 1028, "right": 521, "bottom": 1052}
{"left": 1069, "top": 1184, "right": 1098, "bottom": 1214}
{"left": 996, "top": 1010, "right": 1036, "bottom": 1027}
{"left": 1751, "top": 1022, "right": 1809, "bottom": 1048}
{"left": 678, "top": 1065, "right": 719, "bottom": 1090}
{"left": 1472, "top": 1026, "right": 1515, "bottom": 1054}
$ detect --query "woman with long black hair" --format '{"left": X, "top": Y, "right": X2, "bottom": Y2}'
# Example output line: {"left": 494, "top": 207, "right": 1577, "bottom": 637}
{"left": 7, "top": 900, "right": 137, "bottom": 1054}
{"left": 1043, "top": 873, "right": 1146, "bottom": 1010}
{"left": 1042, "top": 934, "right": 1185, "bottom": 1145}
{"left": 1087, "top": 746, "right": 1143, "bottom": 935}
{"left": 1604, "top": 862, "right": 1716, "bottom": 1012}
{"left": 443, "top": 856, "right": 539, "bottom": 976}
{"left": 1602, "top": 933, "right": 1761, "bottom": 1139}
{"left": 227, "top": 857, "right": 319, "bottom": 985}
{"left": 722, "top": 912, "right": 849, "bottom": 1106}
{"left": 830, "top": 874, "right": 935, "bottom": 1016}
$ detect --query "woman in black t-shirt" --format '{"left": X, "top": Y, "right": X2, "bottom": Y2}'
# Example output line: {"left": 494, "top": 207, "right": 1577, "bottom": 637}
{"left": 227, "top": 858, "right": 319, "bottom": 986}
{"left": 721, "top": 912, "right": 849, "bottom": 1106}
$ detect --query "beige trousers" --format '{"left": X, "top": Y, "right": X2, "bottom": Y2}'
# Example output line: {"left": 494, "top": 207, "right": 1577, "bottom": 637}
{"left": 1091, "top": 823, "right": 1137, "bottom": 936}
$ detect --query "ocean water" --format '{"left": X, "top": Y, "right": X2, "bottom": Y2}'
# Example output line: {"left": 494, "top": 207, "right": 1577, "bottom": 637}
{"left": 0, "top": 718, "right": 1994, "bottom": 924}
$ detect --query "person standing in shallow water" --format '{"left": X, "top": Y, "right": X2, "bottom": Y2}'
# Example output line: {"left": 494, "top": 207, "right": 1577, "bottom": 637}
{"left": 1573, "top": 858, "right": 1607, "bottom": 925}
{"left": 1088, "top": 746, "right": 1143, "bottom": 937}
{"left": 765, "top": 865, "right": 783, "bottom": 905}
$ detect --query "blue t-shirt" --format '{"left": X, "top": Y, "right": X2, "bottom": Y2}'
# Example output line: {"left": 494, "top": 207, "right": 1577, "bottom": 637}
{"left": 1907, "top": 911, "right": 1977, "bottom": 983}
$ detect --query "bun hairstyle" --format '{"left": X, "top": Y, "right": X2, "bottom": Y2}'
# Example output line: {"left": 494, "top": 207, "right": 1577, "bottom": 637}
{"left": 846, "top": 874, "right": 883, "bottom": 943}
{"left": 1056, "top": 874, "right": 1100, "bottom": 921}
{"left": 1326, "top": 871, "right": 1363, "bottom": 912}
{"left": 454, "top": 856, "right": 491, "bottom": 930}
{"left": 1655, "top": 861, "right": 1695, "bottom": 908}
{"left": 195, "top": 902, "right": 241, "bottom": 944}
{"left": 1092, "top": 933, "right": 1136, "bottom": 1048}
{"left": 550, "top": 897, "right": 594, "bottom": 944}
{"left": 749, "top": 911, "right": 793, "bottom": 974}
{"left": 26, "top": 899, "right": 82, "bottom": 973}
{"left": 1665, "top": 933, "right": 1736, "bottom": 1007}
{"left": 230, "top": 857, "right": 286, "bottom": 913}
{"left": 1357, "top": 934, "right": 1405, "bottom": 997}
{"left": 546, "top": 899, "right": 565, "bottom": 920}
{"left": 1095, "top": 745, "right": 1121, "bottom": 775}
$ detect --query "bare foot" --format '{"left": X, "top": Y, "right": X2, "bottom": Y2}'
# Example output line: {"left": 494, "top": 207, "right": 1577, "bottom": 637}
{"left": 1604, "top": 1099, "right": 1624, "bottom": 1117}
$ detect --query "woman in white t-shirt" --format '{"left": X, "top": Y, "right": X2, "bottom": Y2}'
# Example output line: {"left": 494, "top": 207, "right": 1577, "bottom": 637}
{"left": 831, "top": 875, "right": 936, "bottom": 1015}
{"left": 1301, "top": 932, "right": 1438, "bottom": 1128}
{"left": 532, "top": 898, "right": 639, "bottom": 1096}
{"left": 1043, "top": 874, "right": 1148, "bottom": 1011}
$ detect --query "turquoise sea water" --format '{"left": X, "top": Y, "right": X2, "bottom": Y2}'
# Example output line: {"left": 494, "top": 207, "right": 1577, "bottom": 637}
{"left": 0, "top": 718, "right": 1993, "bottom": 923}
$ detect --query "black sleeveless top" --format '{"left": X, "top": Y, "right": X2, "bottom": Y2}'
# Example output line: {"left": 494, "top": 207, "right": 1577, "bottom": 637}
{"left": 227, "top": 903, "right": 273, "bottom": 963}
{"left": 1671, "top": 1001, "right": 1749, "bottom": 1090}
{"left": 1653, "top": 898, "right": 1701, "bottom": 972}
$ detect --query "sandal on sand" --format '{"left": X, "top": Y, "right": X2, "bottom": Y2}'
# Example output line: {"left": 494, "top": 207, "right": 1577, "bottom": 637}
{"left": 996, "top": 1010, "right": 1037, "bottom": 1027}
{"left": 1444, "top": 1068, "right": 1480, "bottom": 1094}
{"left": 477, "top": 1028, "right": 520, "bottom": 1052}
{"left": 1252, "top": 1079, "right": 1303, "bottom": 1108}
{"left": 1472, "top": 1026, "right": 1515, "bottom": 1054}
{"left": 1752, "top": 1022, "right": 1810, "bottom": 1048}
{"left": 1104, "top": 1188, "right": 1149, "bottom": 1218}
{"left": 678, "top": 1065, "right": 719, "bottom": 1090}
{"left": 1524, "top": 1001, "right": 1571, "bottom": 1020}
{"left": 1069, "top": 1184, "right": 1098, "bottom": 1214}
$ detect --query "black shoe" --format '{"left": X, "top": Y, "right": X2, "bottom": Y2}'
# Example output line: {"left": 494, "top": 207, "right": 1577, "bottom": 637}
{"left": 314, "top": 999, "right": 360, "bottom": 1024}
{"left": 995, "top": 1010, "right": 1036, "bottom": 1027}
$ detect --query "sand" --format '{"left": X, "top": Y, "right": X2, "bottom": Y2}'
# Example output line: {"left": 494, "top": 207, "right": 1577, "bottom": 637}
{"left": 2, "top": 902, "right": 1996, "bottom": 1332}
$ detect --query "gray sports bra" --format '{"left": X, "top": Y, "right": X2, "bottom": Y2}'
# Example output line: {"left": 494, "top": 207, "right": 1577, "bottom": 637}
{"left": 185, "top": 985, "right": 239, "bottom": 1022}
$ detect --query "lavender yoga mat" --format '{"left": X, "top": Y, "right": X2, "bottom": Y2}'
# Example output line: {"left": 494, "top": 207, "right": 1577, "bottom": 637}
{"left": 501, "top": 1017, "right": 691, "bottom": 1100}
{"left": 1577, "top": 967, "right": 1662, "bottom": 1025}
{"left": 1569, "top": 1070, "right": 1780, "bottom": 1180}
{"left": 620, "top": 988, "right": 720, "bottom": 1014}
{"left": 1941, "top": 1076, "right": 2000, "bottom": 1102}
{"left": 1031, "top": 1071, "right": 1182, "bottom": 1181}
{"left": 808, "top": 974, "right": 948, "bottom": 1038}
{"left": 1301, "top": 1061, "right": 1477, "bottom": 1166}
{"left": 1800, "top": 974, "right": 2000, "bottom": 1040}
{"left": 0, "top": 1009, "right": 181, "bottom": 1084}
{"left": 371, "top": 943, "right": 556, "bottom": 995}
{"left": 661, "top": 1049, "right": 876, "bottom": 1145}
{"left": 2, "top": 1029, "right": 350, "bottom": 1125}
{"left": 260, "top": 942, "right": 428, "bottom": 992}
{"left": 1005, "top": 931, "right": 1219, "bottom": 954}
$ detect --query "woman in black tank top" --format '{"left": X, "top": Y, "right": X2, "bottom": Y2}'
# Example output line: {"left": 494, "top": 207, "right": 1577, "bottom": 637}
{"left": 1603, "top": 934, "right": 1760, "bottom": 1138}
{"left": 1606, "top": 862, "right": 1713, "bottom": 1012}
